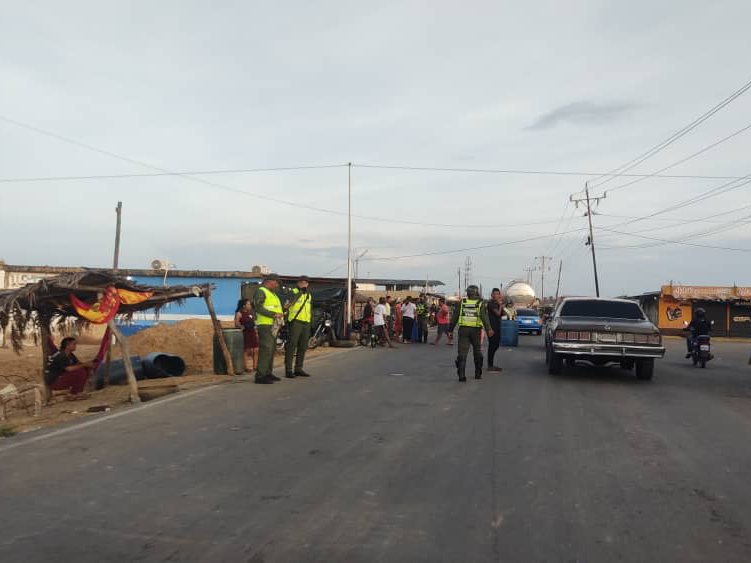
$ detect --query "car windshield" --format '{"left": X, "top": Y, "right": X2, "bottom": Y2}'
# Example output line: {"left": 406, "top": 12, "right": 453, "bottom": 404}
{"left": 559, "top": 300, "right": 644, "bottom": 320}
{"left": 516, "top": 308, "right": 538, "bottom": 317}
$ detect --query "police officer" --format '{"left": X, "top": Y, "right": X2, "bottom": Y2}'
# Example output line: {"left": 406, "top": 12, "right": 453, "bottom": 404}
{"left": 448, "top": 285, "right": 494, "bottom": 381}
{"left": 416, "top": 294, "right": 429, "bottom": 344}
{"left": 285, "top": 275, "right": 312, "bottom": 379}
{"left": 252, "top": 273, "right": 284, "bottom": 384}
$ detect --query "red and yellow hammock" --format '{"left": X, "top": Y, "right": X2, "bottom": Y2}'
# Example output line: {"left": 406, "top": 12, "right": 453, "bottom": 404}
{"left": 70, "top": 286, "right": 153, "bottom": 324}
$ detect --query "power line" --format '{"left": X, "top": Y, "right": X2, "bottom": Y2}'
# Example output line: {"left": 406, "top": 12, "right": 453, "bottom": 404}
{"left": 596, "top": 226, "right": 751, "bottom": 252}
{"left": 360, "top": 226, "right": 589, "bottom": 261}
{"left": 604, "top": 121, "right": 751, "bottom": 195}
{"left": 351, "top": 163, "right": 744, "bottom": 181}
{"left": 2, "top": 164, "right": 749, "bottom": 185}
{"left": 587, "top": 77, "right": 751, "bottom": 189}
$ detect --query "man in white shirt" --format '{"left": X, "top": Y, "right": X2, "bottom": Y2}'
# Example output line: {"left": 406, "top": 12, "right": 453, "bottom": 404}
{"left": 401, "top": 296, "right": 416, "bottom": 343}
{"left": 373, "top": 297, "right": 394, "bottom": 347}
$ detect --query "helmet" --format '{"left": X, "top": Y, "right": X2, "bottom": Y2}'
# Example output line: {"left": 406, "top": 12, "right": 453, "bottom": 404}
{"left": 466, "top": 285, "right": 480, "bottom": 299}
{"left": 694, "top": 307, "right": 706, "bottom": 320}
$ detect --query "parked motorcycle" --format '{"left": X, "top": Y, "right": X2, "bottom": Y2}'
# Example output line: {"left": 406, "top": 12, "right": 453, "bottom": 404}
{"left": 308, "top": 311, "right": 333, "bottom": 349}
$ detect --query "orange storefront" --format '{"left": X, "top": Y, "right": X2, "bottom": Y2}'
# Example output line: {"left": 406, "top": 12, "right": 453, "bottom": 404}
{"left": 656, "top": 285, "right": 751, "bottom": 336}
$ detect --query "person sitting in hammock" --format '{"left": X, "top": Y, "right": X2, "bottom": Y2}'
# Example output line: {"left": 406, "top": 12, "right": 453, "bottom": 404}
{"left": 44, "top": 337, "right": 96, "bottom": 400}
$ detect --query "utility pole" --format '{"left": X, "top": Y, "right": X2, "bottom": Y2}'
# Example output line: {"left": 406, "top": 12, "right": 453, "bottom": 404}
{"left": 113, "top": 201, "right": 122, "bottom": 270}
{"left": 554, "top": 259, "right": 563, "bottom": 302}
{"left": 570, "top": 182, "right": 605, "bottom": 297}
{"left": 346, "top": 163, "right": 352, "bottom": 336}
{"left": 464, "top": 256, "right": 472, "bottom": 290}
{"left": 103, "top": 201, "right": 122, "bottom": 389}
{"left": 458, "top": 267, "right": 462, "bottom": 297}
{"left": 524, "top": 266, "right": 535, "bottom": 286}
{"left": 534, "top": 255, "right": 552, "bottom": 304}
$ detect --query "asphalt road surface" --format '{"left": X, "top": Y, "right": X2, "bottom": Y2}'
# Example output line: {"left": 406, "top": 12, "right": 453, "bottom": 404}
{"left": 3, "top": 335, "right": 751, "bottom": 562}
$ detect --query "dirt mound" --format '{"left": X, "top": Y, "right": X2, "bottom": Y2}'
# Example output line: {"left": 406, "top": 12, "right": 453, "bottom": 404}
{"left": 125, "top": 320, "right": 219, "bottom": 374}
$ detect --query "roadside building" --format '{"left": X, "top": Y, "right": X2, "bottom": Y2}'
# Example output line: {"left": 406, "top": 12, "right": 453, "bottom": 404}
{"left": 629, "top": 285, "right": 751, "bottom": 337}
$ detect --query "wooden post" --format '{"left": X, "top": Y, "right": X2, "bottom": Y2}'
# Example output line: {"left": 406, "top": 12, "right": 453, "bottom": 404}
{"left": 39, "top": 314, "right": 53, "bottom": 404}
{"left": 107, "top": 319, "right": 141, "bottom": 403}
{"left": 204, "top": 288, "right": 235, "bottom": 375}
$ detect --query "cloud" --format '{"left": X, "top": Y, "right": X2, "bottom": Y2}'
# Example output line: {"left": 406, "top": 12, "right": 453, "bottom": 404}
{"left": 526, "top": 101, "right": 638, "bottom": 130}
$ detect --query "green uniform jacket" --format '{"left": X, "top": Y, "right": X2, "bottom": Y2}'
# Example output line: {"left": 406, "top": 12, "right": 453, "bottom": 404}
{"left": 449, "top": 299, "right": 492, "bottom": 334}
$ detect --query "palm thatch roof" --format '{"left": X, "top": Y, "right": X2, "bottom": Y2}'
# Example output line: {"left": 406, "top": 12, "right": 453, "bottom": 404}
{"left": 0, "top": 269, "right": 210, "bottom": 352}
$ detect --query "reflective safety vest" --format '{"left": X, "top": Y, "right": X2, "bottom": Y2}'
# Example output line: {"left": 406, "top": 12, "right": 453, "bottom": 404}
{"left": 416, "top": 303, "right": 427, "bottom": 318}
{"left": 287, "top": 288, "right": 312, "bottom": 323}
{"left": 459, "top": 299, "right": 483, "bottom": 328}
{"left": 256, "top": 286, "right": 283, "bottom": 326}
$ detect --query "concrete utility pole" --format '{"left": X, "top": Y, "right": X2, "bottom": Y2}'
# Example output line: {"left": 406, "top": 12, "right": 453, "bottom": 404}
{"left": 534, "top": 255, "right": 552, "bottom": 304}
{"left": 346, "top": 163, "right": 352, "bottom": 336}
{"left": 458, "top": 267, "right": 462, "bottom": 297}
{"left": 554, "top": 259, "right": 563, "bottom": 302}
{"left": 570, "top": 182, "right": 605, "bottom": 297}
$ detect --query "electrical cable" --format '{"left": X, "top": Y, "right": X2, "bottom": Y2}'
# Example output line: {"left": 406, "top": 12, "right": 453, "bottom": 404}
{"left": 587, "top": 77, "right": 751, "bottom": 189}
{"left": 604, "top": 121, "right": 751, "bottom": 195}
{"left": 359, "top": 226, "right": 589, "bottom": 261}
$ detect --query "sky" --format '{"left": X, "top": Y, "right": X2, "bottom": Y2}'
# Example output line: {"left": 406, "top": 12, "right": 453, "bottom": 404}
{"left": 1, "top": 0, "right": 750, "bottom": 298}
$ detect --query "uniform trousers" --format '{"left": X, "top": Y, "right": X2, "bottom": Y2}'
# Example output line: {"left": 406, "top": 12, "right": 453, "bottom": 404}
{"left": 457, "top": 326, "right": 483, "bottom": 372}
{"left": 256, "top": 325, "right": 276, "bottom": 378}
{"left": 285, "top": 320, "right": 310, "bottom": 373}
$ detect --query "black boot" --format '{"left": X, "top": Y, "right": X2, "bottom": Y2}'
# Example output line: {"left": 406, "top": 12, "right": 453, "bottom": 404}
{"left": 475, "top": 367, "right": 482, "bottom": 380}
{"left": 458, "top": 363, "right": 467, "bottom": 382}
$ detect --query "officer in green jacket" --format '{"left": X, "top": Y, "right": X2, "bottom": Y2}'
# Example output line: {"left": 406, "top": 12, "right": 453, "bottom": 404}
{"left": 416, "top": 294, "right": 429, "bottom": 344}
{"left": 284, "top": 275, "right": 312, "bottom": 379}
{"left": 252, "top": 273, "right": 284, "bottom": 384}
{"left": 448, "top": 285, "right": 494, "bottom": 382}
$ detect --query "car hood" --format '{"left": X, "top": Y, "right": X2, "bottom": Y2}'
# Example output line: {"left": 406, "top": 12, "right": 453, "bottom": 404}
{"left": 555, "top": 316, "right": 657, "bottom": 334}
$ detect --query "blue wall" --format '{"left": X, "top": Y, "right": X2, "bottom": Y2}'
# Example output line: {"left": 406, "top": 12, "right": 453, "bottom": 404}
{"left": 119, "top": 275, "right": 261, "bottom": 335}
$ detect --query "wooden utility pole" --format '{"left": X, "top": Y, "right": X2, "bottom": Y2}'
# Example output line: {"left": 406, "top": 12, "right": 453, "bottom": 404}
{"left": 113, "top": 202, "right": 122, "bottom": 270}
{"left": 570, "top": 183, "right": 605, "bottom": 297}
{"left": 103, "top": 201, "right": 122, "bottom": 388}
{"left": 554, "top": 259, "right": 563, "bottom": 302}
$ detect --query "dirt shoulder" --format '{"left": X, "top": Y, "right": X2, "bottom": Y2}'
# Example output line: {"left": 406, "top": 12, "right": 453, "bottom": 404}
{"left": 0, "top": 320, "right": 343, "bottom": 437}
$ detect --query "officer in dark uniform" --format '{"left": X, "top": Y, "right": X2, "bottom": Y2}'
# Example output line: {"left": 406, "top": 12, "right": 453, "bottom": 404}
{"left": 448, "top": 285, "right": 494, "bottom": 381}
{"left": 284, "top": 275, "right": 312, "bottom": 378}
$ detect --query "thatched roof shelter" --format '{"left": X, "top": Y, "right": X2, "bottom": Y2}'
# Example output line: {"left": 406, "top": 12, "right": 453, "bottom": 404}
{"left": 0, "top": 269, "right": 233, "bottom": 404}
{"left": 0, "top": 269, "right": 210, "bottom": 352}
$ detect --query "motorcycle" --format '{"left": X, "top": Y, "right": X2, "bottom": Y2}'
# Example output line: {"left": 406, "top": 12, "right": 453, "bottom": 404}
{"left": 684, "top": 320, "right": 714, "bottom": 368}
{"left": 308, "top": 310, "right": 333, "bottom": 349}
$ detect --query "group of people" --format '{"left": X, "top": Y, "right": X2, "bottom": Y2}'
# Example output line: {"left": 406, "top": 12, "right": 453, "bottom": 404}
{"left": 363, "top": 294, "right": 451, "bottom": 346}
{"left": 360, "top": 288, "right": 505, "bottom": 382}
{"left": 236, "top": 273, "right": 313, "bottom": 385}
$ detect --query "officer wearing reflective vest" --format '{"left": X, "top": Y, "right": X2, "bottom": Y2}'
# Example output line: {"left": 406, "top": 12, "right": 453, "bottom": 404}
{"left": 252, "top": 273, "right": 284, "bottom": 384}
{"left": 448, "top": 285, "right": 494, "bottom": 381}
{"left": 416, "top": 294, "right": 429, "bottom": 344}
{"left": 284, "top": 275, "right": 313, "bottom": 379}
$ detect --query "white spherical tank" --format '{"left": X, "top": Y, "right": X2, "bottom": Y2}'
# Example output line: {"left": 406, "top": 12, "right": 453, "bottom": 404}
{"left": 504, "top": 281, "right": 536, "bottom": 307}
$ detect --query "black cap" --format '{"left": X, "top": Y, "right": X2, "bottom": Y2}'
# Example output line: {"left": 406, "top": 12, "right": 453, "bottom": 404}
{"left": 299, "top": 275, "right": 310, "bottom": 282}
{"left": 263, "top": 273, "right": 281, "bottom": 282}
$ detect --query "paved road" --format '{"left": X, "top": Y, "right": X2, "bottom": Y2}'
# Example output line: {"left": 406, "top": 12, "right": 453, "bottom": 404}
{"left": 2, "top": 335, "right": 751, "bottom": 562}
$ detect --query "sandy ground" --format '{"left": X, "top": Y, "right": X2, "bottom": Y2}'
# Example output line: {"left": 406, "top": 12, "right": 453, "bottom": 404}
{"left": 0, "top": 320, "right": 341, "bottom": 435}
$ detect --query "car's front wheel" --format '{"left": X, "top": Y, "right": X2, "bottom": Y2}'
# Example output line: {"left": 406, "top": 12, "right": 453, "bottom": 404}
{"left": 636, "top": 359, "right": 654, "bottom": 381}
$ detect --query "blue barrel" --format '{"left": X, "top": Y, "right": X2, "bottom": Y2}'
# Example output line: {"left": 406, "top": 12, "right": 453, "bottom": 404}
{"left": 95, "top": 356, "right": 145, "bottom": 386}
{"left": 500, "top": 320, "right": 519, "bottom": 347}
{"left": 142, "top": 353, "right": 186, "bottom": 379}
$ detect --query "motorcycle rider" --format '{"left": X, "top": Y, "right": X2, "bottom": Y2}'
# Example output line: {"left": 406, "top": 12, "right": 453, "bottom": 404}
{"left": 684, "top": 307, "right": 711, "bottom": 359}
{"left": 448, "top": 285, "right": 494, "bottom": 382}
